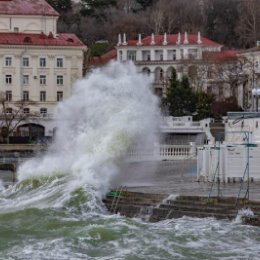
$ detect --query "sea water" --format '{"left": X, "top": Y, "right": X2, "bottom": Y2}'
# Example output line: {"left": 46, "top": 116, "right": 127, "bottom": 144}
{"left": 0, "top": 62, "right": 260, "bottom": 260}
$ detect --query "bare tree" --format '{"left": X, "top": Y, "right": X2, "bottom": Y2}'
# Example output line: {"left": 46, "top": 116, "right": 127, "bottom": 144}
{"left": 236, "top": 0, "right": 260, "bottom": 48}
{"left": 0, "top": 92, "right": 38, "bottom": 143}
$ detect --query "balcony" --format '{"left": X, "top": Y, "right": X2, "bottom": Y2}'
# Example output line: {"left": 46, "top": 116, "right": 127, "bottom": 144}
{"left": 135, "top": 58, "right": 201, "bottom": 66}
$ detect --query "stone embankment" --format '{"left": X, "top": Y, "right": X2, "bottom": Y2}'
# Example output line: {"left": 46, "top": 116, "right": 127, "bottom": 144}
{"left": 103, "top": 190, "right": 260, "bottom": 226}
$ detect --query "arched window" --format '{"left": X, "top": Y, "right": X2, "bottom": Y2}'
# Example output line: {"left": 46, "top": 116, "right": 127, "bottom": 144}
{"left": 142, "top": 67, "right": 151, "bottom": 75}
{"left": 154, "top": 67, "right": 164, "bottom": 81}
{"left": 40, "top": 108, "right": 47, "bottom": 115}
{"left": 23, "top": 37, "right": 32, "bottom": 43}
{"left": 159, "top": 69, "right": 163, "bottom": 79}
{"left": 66, "top": 38, "right": 74, "bottom": 43}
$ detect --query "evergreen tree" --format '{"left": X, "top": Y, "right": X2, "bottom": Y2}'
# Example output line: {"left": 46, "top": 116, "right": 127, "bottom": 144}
{"left": 47, "top": 0, "right": 72, "bottom": 13}
{"left": 135, "top": 0, "right": 154, "bottom": 10}
{"left": 80, "top": 0, "right": 117, "bottom": 17}
{"left": 195, "top": 91, "right": 214, "bottom": 120}
{"left": 163, "top": 69, "right": 214, "bottom": 119}
{"left": 163, "top": 70, "right": 196, "bottom": 117}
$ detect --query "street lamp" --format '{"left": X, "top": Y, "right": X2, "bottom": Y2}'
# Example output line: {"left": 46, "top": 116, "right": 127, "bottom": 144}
{"left": 252, "top": 88, "right": 260, "bottom": 111}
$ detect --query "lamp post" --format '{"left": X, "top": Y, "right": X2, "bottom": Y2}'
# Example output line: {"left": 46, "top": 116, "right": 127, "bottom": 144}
{"left": 252, "top": 88, "right": 260, "bottom": 112}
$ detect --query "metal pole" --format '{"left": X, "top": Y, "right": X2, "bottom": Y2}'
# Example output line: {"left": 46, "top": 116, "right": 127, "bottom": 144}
{"left": 217, "top": 142, "right": 220, "bottom": 197}
{"left": 247, "top": 132, "right": 250, "bottom": 201}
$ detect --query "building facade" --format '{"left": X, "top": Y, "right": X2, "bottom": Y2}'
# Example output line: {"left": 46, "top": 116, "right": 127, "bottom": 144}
{"left": 239, "top": 46, "right": 260, "bottom": 111}
{"left": 116, "top": 32, "right": 239, "bottom": 105}
{"left": 0, "top": 0, "right": 86, "bottom": 142}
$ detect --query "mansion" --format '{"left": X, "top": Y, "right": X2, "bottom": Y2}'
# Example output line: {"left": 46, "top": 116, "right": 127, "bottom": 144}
{"left": 0, "top": 0, "right": 86, "bottom": 142}
{"left": 116, "top": 33, "right": 248, "bottom": 108}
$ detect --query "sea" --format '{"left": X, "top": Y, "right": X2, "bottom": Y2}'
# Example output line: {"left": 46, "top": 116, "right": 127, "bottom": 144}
{"left": 0, "top": 61, "right": 259, "bottom": 260}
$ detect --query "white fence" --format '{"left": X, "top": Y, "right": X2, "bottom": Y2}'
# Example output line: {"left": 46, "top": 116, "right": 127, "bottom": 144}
{"left": 197, "top": 144, "right": 260, "bottom": 182}
{"left": 127, "top": 144, "right": 196, "bottom": 162}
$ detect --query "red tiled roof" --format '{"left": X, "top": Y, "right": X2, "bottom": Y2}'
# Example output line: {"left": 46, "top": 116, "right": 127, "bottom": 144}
{"left": 0, "top": 32, "right": 86, "bottom": 47}
{"left": 0, "top": 0, "right": 59, "bottom": 16}
{"left": 123, "top": 34, "right": 221, "bottom": 47}
{"left": 89, "top": 49, "right": 117, "bottom": 66}
{"left": 203, "top": 50, "right": 239, "bottom": 62}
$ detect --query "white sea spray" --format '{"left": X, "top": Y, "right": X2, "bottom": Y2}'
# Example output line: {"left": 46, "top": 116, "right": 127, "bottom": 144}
{"left": 17, "top": 61, "right": 160, "bottom": 195}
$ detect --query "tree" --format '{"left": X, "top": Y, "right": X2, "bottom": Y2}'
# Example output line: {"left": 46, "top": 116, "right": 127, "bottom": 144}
{"left": 0, "top": 92, "right": 38, "bottom": 143}
{"left": 135, "top": 0, "right": 154, "bottom": 10}
{"left": 195, "top": 91, "right": 214, "bottom": 120}
{"left": 80, "top": 0, "right": 117, "bottom": 17}
{"left": 47, "top": 0, "right": 72, "bottom": 13}
{"left": 162, "top": 70, "right": 196, "bottom": 116}
{"left": 205, "top": 0, "right": 240, "bottom": 47}
{"left": 236, "top": 0, "right": 260, "bottom": 48}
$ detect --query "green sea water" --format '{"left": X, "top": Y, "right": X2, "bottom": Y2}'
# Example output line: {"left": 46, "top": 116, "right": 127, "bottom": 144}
{"left": 0, "top": 177, "right": 260, "bottom": 260}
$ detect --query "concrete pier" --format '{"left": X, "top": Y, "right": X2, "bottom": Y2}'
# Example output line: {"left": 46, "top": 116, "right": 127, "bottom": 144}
{"left": 104, "top": 160, "right": 260, "bottom": 225}
{"left": 113, "top": 160, "right": 260, "bottom": 200}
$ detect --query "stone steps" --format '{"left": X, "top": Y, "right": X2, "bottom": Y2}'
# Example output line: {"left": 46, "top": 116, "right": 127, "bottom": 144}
{"left": 159, "top": 203, "right": 238, "bottom": 215}
{"left": 149, "top": 207, "right": 236, "bottom": 222}
{"left": 103, "top": 191, "right": 260, "bottom": 225}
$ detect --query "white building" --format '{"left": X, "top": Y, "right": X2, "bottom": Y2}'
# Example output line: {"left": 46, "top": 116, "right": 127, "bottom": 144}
{"left": 116, "top": 32, "right": 239, "bottom": 102}
{"left": 197, "top": 112, "right": 260, "bottom": 183}
{"left": 0, "top": 0, "right": 87, "bottom": 142}
{"left": 239, "top": 45, "right": 260, "bottom": 111}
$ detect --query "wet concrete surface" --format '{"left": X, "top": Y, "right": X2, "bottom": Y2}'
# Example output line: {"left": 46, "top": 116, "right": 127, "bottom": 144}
{"left": 113, "top": 160, "right": 260, "bottom": 201}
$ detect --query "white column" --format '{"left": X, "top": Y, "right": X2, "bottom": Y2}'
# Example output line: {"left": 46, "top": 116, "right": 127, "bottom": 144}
{"left": 122, "top": 49, "right": 127, "bottom": 60}
{"left": 163, "top": 49, "right": 167, "bottom": 61}
{"left": 150, "top": 49, "right": 155, "bottom": 61}
{"left": 136, "top": 49, "right": 142, "bottom": 61}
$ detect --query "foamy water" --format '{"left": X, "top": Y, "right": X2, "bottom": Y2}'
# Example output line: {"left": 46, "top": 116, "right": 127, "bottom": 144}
{"left": 0, "top": 62, "right": 260, "bottom": 260}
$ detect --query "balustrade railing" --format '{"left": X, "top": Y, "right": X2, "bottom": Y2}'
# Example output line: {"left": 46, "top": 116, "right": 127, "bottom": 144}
{"left": 127, "top": 144, "right": 195, "bottom": 162}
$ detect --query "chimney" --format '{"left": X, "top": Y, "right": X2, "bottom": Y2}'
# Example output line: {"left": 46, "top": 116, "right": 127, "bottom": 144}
{"left": 184, "top": 32, "right": 189, "bottom": 44}
{"left": 117, "top": 34, "right": 122, "bottom": 46}
{"left": 122, "top": 33, "right": 127, "bottom": 45}
{"left": 150, "top": 33, "right": 155, "bottom": 45}
{"left": 197, "top": 31, "right": 202, "bottom": 44}
{"left": 176, "top": 32, "right": 181, "bottom": 45}
{"left": 163, "top": 32, "right": 168, "bottom": 45}
{"left": 137, "top": 33, "right": 143, "bottom": 45}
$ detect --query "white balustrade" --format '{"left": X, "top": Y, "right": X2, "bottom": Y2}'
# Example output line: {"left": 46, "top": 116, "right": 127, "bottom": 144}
{"left": 127, "top": 144, "right": 195, "bottom": 162}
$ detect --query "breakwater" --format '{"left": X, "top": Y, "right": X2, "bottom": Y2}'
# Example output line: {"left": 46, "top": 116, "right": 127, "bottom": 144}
{"left": 103, "top": 190, "right": 260, "bottom": 226}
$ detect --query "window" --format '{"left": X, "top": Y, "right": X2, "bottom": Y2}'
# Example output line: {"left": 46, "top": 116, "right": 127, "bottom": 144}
{"left": 119, "top": 51, "right": 123, "bottom": 60}
{"left": 188, "top": 49, "right": 198, "bottom": 60}
{"left": 22, "top": 57, "right": 29, "bottom": 67}
{"left": 127, "top": 51, "right": 136, "bottom": 61}
{"left": 23, "top": 75, "right": 29, "bottom": 85}
{"left": 56, "top": 58, "right": 63, "bottom": 68}
{"left": 57, "top": 75, "right": 63, "bottom": 85}
{"left": 207, "top": 70, "right": 213, "bottom": 79}
{"left": 142, "top": 51, "right": 151, "bottom": 61}
{"left": 40, "top": 91, "right": 46, "bottom": 102}
{"left": 172, "top": 50, "right": 176, "bottom": 60}
{"left": 5, "top": 57, "right": 12, "bottom": 66}
{"left": 57, "top": 91, "right": 63, "bottom": 101}
{"left": 5, "top": 75, "right": 12, "bottom": 85}
{"left": 23, "top": 108, "right": 30, "bottom": 114}
{"left": 160, "top": 54, "right": 163, "bottom": 61}
{"left": 23, "top": 91, "right": 29, "bottom": 101}
{"left": 39, "top": 57, "right": 46, "bottom": 67}
{"left": 40, "top": 75, "right": 46, "bottom": 85}
{"left": 14, "top": 27, "right": 19, "bottom": 33}
{"left": 180, "top": 49, "right": 184, "bottom": 59}
{"left": 40, "top": 108, "right": 47, "bottom": 115}
{"left": 159, "top": 69, "right": 164, "bottom": 80}
{"left": 6, "top": 107, "right": 12, "bottom": 114}
{"left": 6, "top": 91, "right": 12, "bottom": 101}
